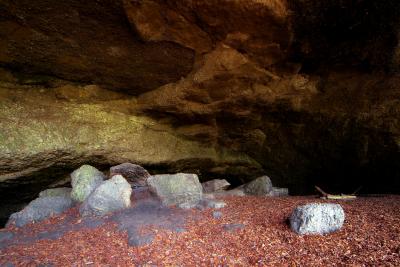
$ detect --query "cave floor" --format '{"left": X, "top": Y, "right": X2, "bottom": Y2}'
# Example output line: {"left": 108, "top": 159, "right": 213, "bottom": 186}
{"left": 0, "top": 195, "right": 399, "bottom": 266}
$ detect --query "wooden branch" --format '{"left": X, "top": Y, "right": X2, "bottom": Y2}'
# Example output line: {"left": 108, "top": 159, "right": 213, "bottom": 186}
{"left": 315, "top": 185, "right": 357, "bottom": 200}
{"left": 315, "top": 186, "right": 328, "bottom": 197}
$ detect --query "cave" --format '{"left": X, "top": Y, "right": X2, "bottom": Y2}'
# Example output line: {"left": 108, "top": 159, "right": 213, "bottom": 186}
{"left": 0, "top": 0, "right": 399, "bottom": 265}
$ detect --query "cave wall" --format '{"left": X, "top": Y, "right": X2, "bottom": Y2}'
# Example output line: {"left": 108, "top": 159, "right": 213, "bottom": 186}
{"left": 0, "top": 0, "right": 399, "bottom": 222}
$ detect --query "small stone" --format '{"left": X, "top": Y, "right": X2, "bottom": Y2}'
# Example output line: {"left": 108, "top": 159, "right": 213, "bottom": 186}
{"left": 290, "top": 203, "right": 345, "bottom": 235}
{"left": 202, "top": 179, "right": 230, "bottom": 193}
{"left": 80, "top": 175, "right": 132, "bottom": 217}
{"left": 212, "top": 211, "right": 222, "bottom": 219}
{"left": 222, "top": 223, "right": 245, "bottom": 231}
{"left": 71, "top": 165, "right": 105, "bottom": 202}
{"left": 110, "top": 163, "right": 150, "bottom": 188}
{"left": 39, "top": 187, "right": 72, "bottom": 198}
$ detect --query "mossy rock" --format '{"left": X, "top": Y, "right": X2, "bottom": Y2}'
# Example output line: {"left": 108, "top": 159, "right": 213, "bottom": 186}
{"left": 70, "top": 165, "right": 105, "bottom": 202}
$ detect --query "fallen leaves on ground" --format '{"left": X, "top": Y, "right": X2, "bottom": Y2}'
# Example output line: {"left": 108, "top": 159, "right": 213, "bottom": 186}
{"left": 1, "top": 196, "right": 399, "bottom": 266}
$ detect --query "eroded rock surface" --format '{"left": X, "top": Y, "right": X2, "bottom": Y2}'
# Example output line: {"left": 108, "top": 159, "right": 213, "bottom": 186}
{"left": 0, "top": 0, "right": 194, "bottom": 94}
{"left": 0, "top": 0, "right": 400, "bottom": 225}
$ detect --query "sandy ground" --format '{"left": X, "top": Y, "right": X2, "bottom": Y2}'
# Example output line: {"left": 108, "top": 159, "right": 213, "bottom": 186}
{"left": 1, "top": 195, "right": 399, "bottom": 266}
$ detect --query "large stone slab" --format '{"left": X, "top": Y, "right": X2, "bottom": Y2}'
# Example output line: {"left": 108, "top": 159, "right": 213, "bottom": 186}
{"left": 6, "top": 196, "right": 73, "bottom": 227}
{"left": 290, "top": 203, "right": 345, "bottom": 235}
{"left": 80, "top": 175, "right": 132, "bottom": 217}
{"left": 147, "top": 173, "right": 203, "bottom": 208}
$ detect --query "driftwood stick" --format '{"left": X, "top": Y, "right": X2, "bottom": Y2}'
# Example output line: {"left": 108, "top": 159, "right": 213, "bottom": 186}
{"left": 326, "top": 194, "right": 357, "bottom": 200}
{"left": 315, "top": 185, "right": 357, "bottom": 200}
{"left": 315, "top": 186, "right": 328, "bottom": 196}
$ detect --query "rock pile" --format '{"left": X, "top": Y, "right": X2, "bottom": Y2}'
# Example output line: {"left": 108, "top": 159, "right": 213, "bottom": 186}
{"left": 6, "top": 166, "right": 291, "bottom": 229}
{"left": 6, "top": 164, "right": 216, "bottom": 227}
{"left": 203, "top": 176, "right": 289, "bottom": 197}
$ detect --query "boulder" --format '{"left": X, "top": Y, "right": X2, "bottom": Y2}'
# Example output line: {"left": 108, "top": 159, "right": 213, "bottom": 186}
{"left": 6, "top": 196, "right": 73, "bottom": 227}
{"left": 109, "top": 163, "right": 150, "bottom": 188}
{"left": 290, "top": 203, "right": 345, "bottom": 235}
{"left": 71, "top": 165, "right": 105, "bottom": 203}
{"left": 39, "top": 187, "right": 72, "bottom": 198}
{"left": 244, "top": 176, "right": 273, "bottom": 196}
{"left": 147, "top": 173, "right": 203, "bottom": 208}
{"left": 80, "top": 175, "right": 132, "bottom": 217}
{"left": 202, "top": 179, "right": 230, "bottom": 193}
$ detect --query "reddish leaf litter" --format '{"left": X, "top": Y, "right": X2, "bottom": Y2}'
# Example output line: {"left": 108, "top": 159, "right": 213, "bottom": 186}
{"left": 1, "top": 195, "right": 399, "bottom": 266}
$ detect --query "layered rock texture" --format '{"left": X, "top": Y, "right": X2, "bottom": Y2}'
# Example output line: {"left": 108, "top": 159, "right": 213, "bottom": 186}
{"left": 0, "top": 0, "right": 400, "bottom": 224}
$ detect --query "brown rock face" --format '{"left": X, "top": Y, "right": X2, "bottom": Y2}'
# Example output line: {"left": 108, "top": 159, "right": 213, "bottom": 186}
{"left": 124, "top": 0, "right": 291, "bottom": 66}
{"left": 0, "top": 0, "right": 194, "bottom": 94}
